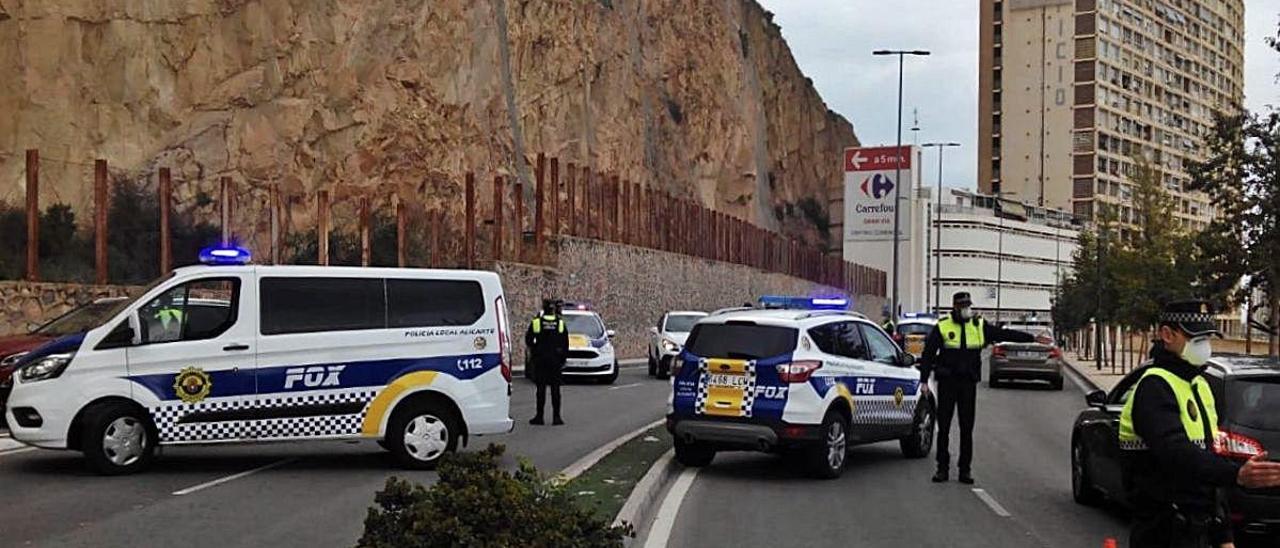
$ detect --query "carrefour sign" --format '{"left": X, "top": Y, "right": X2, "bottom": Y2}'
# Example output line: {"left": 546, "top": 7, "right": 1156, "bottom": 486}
{"left": 844, "top": 146, "right": 912, "bottom": 242}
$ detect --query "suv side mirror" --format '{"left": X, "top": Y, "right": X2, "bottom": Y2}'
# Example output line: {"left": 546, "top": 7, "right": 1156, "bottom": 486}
{"left": 897, "top": 353, "right": 917, "bottom": 367}
{"left": 606, "top": 329, "right": 616, "bottom": 338}
{"left": 96, "top": 322, "right": 135, "bottom": 350}
{"left": 1085, "top": 389, "right": 1108, "bottom": 408}
{"left": 649, "top": 326, "right": 659, "bottom": 335}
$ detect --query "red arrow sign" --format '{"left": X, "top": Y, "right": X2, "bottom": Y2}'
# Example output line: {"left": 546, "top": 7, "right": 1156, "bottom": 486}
{"left": 844, "top": 146, "right": 911, "bottom": 172}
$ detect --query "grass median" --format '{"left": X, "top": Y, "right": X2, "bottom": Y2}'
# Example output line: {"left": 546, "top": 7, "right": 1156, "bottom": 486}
{"left": 566, "top": 425, "right": 673, "bottom": 522}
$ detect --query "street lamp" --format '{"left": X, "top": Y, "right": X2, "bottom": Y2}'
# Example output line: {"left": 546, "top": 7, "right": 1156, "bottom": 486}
{"left": 873, "top": 49, "right": 930, "bottom": 319}
{"left": 922, "top": 141, "right": 960, "bottom": 313}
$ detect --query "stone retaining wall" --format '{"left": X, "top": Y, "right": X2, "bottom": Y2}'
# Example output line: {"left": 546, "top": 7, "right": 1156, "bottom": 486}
{"left": 0, "top": 282, "right": 141, "bottom": 336}
{"left": 498, "top": 237, "right": 886, "bottom": 363}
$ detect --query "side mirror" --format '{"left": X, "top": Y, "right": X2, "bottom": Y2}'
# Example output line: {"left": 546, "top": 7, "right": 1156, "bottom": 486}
{"left": 96, "top": 323, "right": 135, "bottom": 350}
{"left": 898, "top": 353, "right": 917, "bottom": 367}
{"left": 1085, "top": 389, "right": 1108, "bottom": 408}
{"left": 649, "top": 327, "right": 659, "bottom": 335}
{"left": 606, "top": 329, "right": 616, "bottom": 338}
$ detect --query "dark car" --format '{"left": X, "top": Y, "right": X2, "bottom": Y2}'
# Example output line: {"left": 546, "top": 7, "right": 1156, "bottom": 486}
{"left": 1071, "top": 355, "right": 1280, "bottom": 544}
{"left": 989, "top": 326, "right": 1065, "bottom": 390}
{"left": 1, "top": 298, "right": 129, "bottom": 408}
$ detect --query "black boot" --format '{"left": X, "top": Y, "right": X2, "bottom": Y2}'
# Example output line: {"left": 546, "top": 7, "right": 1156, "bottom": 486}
{"left": 931, "top": 469, "right": 949, "bottom": 483}
{"left": 529, "top": 416, "right": 544, "bottom": 425}
{"left": 958, "top": 472, "right": 975, "bottom": 485}
{"left": 552, "top": 416, "right": 564, "bottom": 426}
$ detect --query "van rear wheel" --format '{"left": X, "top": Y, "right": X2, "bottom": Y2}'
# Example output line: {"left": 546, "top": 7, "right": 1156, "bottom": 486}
{"left": 81, "top": 401, "right": 156, "bottom": 476}
{"left": 387, "top": 400, "right": 460, "bottom": 470}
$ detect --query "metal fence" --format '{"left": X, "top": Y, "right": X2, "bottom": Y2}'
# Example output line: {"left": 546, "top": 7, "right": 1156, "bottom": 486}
{"left": 8, "top": 149, "right": 886, "bottom": 297}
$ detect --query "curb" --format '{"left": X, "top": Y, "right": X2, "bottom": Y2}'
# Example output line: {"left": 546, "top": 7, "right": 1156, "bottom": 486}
{"left": 557, "top": 418, "right": 664, "bottom": 484}
{"left": 614, "top": 449, "right": 677, "bottom": 542}
{"left": 1062, "top": 358, "right": 1102, "bottom": 393}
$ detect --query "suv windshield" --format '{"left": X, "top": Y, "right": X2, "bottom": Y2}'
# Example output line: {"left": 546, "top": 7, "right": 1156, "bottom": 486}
{"left": 564, "top": 314, "right": 605, "bottom": 338}
{"left": 33, "top": 300, "right": 127, "bottom": 336}
{"left": 684, "top": 323, "right": 797, "bottom": 360}
{"left": 664, "top": 314, "right": 705, "bottom": 333}
{"left": 1227, "top": 376, "right": 1280, "bottom": 430}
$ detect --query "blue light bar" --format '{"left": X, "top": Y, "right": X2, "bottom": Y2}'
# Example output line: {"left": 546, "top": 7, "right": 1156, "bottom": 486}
{"left": 198, "top": 245, "right": 252, "bottom": 265}
{"left": 758, "top": 295, "right": 849, "bottom": 310}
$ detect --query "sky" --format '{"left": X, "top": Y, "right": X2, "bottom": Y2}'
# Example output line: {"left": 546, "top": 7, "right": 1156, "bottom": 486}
{"left": 758, "top": 0, "right": 1280, "bottom": 192}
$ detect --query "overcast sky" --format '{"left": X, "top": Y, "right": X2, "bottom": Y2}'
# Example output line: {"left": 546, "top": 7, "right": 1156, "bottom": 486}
{"left": 758, "top": 0, "right": 1280, "bottom": 191}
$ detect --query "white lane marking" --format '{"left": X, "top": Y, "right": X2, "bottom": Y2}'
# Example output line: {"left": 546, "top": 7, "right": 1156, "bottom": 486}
{"left": 608, "top": 382, "right": 643, "bottom": 391}
{"left": 1, "top": 431, "right": 11, "bottom": 438}
{"left": 0, "top": 438, "right": 26, "bottom": 452}
{"left": 642, "top": 467, "right": 699, "bottom": 548}
{"left": 558, "top": 418, "right": 663, "bottom": 483}
{"left": 0, "top": 447, "right": 36, "bottom": 457}
{"left": 171, "top": 458, "right": 298, "bottom": 496}
{"left": 972, "top": 488, "right": 1012, "bottom": 517}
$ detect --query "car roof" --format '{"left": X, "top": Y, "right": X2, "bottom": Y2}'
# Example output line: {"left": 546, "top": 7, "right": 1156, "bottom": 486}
{"left": 172, "top": 264, "right": 502, "bottom": 282}
{"left": 562, "top": 309, "right": 601, "bottom": 317}
{"left": 896, "top": 318, "right": 936, "bottom": 325}
{"left": 698, "top": 309, "right": 870, "bottom": 328}
{"left": 666, "top": 310, "right": 708, "bottom": 316}
{"left": 1210, "top": 355, "right": 1280, "bottom": 376}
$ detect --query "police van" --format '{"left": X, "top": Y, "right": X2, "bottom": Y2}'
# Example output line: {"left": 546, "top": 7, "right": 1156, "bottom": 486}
{"left": 666, "top": 296, "right": 936, "bottom": 478}
{"left": 4, "top": 247, "right": 514, "bottom": 474}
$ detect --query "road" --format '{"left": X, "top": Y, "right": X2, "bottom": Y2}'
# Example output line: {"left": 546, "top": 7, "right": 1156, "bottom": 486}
{"left": 0, "top": 366, "right": 669, "bottom": 548}
{"left": 657, "top": 366, "right": 1131, "bottom": 548}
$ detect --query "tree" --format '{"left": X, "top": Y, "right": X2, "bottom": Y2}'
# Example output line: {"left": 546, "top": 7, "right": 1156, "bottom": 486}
{"left": 1190, "top": 109, "right": 1280, "bottom": 356}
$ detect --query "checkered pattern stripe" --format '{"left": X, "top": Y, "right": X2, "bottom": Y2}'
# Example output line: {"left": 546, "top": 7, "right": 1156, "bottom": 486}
{"left": 150, "top": 388, "right": 379, "bottom": 442}
{"left": 694, "top": 360, "right": 757, "bottom": 418}
{"left": 849, "top": 396, "right": 918, "bottom": 425}
{"left": 1161, "top": 312, "right": 1212, "bottom": 323}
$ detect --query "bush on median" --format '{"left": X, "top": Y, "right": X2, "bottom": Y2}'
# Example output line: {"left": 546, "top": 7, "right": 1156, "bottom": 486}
{"left": 356, "top": 444, "right": 633, "bottom": 548}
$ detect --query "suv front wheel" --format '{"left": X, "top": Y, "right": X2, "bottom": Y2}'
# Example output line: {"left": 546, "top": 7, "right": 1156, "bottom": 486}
{"left": 900, "top": 396, "right": 935, "bottom": 458}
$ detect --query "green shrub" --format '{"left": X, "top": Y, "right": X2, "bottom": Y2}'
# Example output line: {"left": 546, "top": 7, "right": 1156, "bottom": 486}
{"left": 356, "top": 445, "right": 631, "bottom": 548}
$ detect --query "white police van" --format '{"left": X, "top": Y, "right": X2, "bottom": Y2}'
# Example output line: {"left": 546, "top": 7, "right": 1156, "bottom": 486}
{"left": 4, "top": 246, "right": 514, "bottom": 474}
{"left": 666, "top": 296, "right": 936, "bottom": 478}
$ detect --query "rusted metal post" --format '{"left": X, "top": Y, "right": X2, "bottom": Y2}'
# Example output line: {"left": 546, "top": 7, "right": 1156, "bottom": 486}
{"left": 465, "top": 172, "right": 476, "bottom": 268}
{"left": 396, "top": 196, "right": 407, "bottom": 268}
{"left": 493, "top": 176, "right": 505, "bottom": 262}
{"left": 158, "top": 167, "right": 172, "bottom": 274}
{"left": 586, "top": 171, "right": 596, "bottom": 239}
{"left": 318, "top": 190, "right": 331, "bottom": 265}
{"left": 220, "top": 176, "right": 232, "bottom": 246}
{"left": 359, "top": 195, "right": 371, "bottom": 266}
{"left": 550, "top": 158, "right": 560, "bottom": 240}
{"left": 568, "top": 164, "right": 578, "bottom": 236}
{"left": 431, "top": 209, "right": 443, "bottom": 268}
{"left": 270, "top": 183, "right": 281, "bottom": 265}
{"left": 25, "top": 149, "right": 38, "bottom": 281}
{"left": 514, "top": 179, "right": 524, "bottom": 261}
{"left": 612, "top": 175, "right": 621, "bottom": 243}
{"left": 534, "top": 153, "right": 545, "bottom": 262}
{"left": 95, "top": 160, "right": 110, "bottom": 283}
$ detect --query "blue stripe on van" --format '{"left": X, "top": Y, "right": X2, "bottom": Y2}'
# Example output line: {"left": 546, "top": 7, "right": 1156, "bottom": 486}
{"left": 126, "top": 353, "right": 500, "bottom": 401}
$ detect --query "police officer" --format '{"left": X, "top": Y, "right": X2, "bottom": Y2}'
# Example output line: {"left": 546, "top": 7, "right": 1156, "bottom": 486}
{"left": 920, "top": 291, "right": 1034, "bottom": 484}
{"left": 526, "top": 299, "right": 569, "bottom": 426}
{"left": 1121, "top": 300, "right": 1280, "bottom": 548}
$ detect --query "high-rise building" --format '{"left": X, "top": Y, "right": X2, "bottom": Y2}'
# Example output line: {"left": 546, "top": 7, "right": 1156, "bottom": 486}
{"left": 978, "top": 0, "right": 1245, "bottom": 230}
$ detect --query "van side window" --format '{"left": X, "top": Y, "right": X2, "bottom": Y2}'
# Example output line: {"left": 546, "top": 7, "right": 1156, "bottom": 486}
{"left": 139, "top": 278, "right": 239, "bottom": 344}
{"left": 261, "top": 277, "right": 385, "bottom": 335}
{"left": 386, "top": 279, "right": 485, "bottom": 328}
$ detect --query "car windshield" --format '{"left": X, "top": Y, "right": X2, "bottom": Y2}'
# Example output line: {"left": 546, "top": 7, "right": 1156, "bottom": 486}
{"left": 563, "top": 314, "right": 605, "bottom": 338}
{"left": 1227, "top": 376, "right": 1280, "bottom": 430}
{"left": 684, "top": 323, "right": 797, "bottom": 360}
{"left": 32, "top": 301, "right": 127, "bottom": 336}
{"left": 896, "top": 323, "right": 933, "bottom": 336}
{"left": 664, "top": 314, "right": 705, "bottom": 333}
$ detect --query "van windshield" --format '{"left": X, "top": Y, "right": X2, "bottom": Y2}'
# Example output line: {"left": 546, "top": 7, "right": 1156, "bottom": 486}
{"left": 1227, "top": 376, "right": 1280, "bottom": 430}
{"left": 684, "top": 323, "right": 797, "bottom": 360}
{"left": 45, "top": 273, "right": 172, "bottom": 334}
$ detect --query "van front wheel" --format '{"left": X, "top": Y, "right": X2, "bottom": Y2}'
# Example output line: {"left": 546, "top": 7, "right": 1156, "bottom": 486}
{"left": 387, "top": 401, "right": 460, "bottom": 470}
{"left": 82, "top": 402, "right": 156, "bottom": 476}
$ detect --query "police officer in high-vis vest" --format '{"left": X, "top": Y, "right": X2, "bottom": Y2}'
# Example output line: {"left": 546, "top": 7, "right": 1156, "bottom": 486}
{"left": 920, "top": 291, "right": 1034, "bottom": 484}
{"left": 525, "top": 299, "right": 569, "bottom": 425}
{"left": 1121, "top": 300, "right": 1280, "bottom": 548}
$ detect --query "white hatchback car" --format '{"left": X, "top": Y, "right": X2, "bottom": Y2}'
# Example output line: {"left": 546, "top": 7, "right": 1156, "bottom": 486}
{"left": 648, "top": 311, "right": 707, "bottom": 379}
{"left": 559, "top": 307, "right": 618, "bottom": 384}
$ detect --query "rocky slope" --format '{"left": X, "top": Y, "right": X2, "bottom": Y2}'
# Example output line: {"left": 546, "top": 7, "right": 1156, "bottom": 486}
{"left": 0, "top": 0, "right": 858, "bottom": 249}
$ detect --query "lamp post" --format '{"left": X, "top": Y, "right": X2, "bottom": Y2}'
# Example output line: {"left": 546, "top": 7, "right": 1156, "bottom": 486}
{"left": 922, "top": 141, "right": 960, "bottom": 313}
{"left": 873, "top": 49, "right": 930, "bottom": 319}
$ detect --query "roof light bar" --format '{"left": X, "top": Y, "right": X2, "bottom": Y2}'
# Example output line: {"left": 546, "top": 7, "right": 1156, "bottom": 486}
{"left": 198, "top": 245, "right": 252, "bottom": 265}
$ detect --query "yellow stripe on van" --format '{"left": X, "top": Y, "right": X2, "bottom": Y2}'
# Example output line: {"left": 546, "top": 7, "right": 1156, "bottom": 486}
{"left": 835, "top": 382, "right": 856, "bottom": 413}
{"left": 361, "top": 371, "right": 439, "bottom": 436}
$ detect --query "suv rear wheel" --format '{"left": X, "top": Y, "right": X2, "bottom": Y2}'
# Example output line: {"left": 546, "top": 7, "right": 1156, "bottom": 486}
{"left": 806, "top": 411, "right": 849, "bottom": 479}
{"left": 674, "top": 437, "right": 715, "bottom": 467}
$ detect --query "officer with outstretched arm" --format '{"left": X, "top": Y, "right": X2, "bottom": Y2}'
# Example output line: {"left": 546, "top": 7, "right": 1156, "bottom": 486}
{"left": 1121, "top": 300, "right": 1280, "bottom": 548}
{"left": 919, "top": 291, "right": 1035, "bottom": 484}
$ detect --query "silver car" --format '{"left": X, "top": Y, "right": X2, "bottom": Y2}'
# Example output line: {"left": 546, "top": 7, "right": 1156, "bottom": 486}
{"left": 988, "top": 326, "right": 1065, "bottom": 390}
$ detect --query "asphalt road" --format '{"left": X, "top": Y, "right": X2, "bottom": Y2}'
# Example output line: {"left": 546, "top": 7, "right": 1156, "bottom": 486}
{"left": 0, "top": 366, "right": 669, "bottom": 548}
{"left": 658, "top": 367, "right": 1131, "bottom": 548}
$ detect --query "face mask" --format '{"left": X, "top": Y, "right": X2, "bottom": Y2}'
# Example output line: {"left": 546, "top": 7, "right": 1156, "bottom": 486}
{"left": 1180, "top": 336, "right": 1212, "bottom": 366}
{"left": 957, "top": 307, "right": 974, "bottom": 320}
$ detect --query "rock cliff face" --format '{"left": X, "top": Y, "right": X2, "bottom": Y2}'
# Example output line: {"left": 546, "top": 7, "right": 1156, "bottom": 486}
{"left": 0, "top": 0, "right": 857, "bottom": 246}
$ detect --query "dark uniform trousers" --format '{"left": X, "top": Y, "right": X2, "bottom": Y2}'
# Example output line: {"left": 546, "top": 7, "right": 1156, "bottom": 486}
{"left": 1131, "top": 506, "right": 1213, "bottom": 548}
{"left": 935, "top": 378, "right": 977, "bottom": 473}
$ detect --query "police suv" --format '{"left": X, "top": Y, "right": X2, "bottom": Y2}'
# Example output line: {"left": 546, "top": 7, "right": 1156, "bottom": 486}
{"left": 4, "top": 247, "right": 514, "bottom": 474}
{"left": 666, "top": 296, "right": 936, "bottom": 478}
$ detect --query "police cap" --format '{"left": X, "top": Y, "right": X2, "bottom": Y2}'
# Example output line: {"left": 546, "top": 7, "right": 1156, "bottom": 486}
{"left": 1159, "top": 300, "right": 1221, "bottom": 338}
